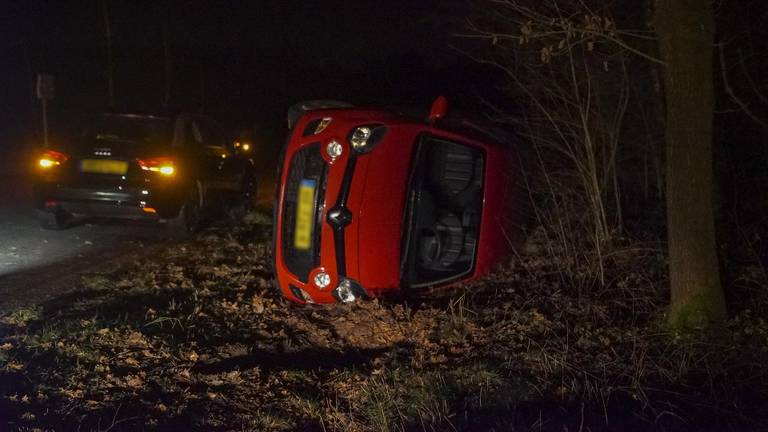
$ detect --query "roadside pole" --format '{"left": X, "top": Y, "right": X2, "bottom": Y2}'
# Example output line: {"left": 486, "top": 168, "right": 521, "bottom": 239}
{"left": 36, "top": 74, "right": 55, "bottom": 148}
{"left": 42, "top": 98, "right": 48, "bottom": 148}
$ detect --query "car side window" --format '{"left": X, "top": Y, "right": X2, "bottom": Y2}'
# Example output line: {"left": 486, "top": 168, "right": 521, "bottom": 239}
{"left": 208, "top": 121, "right": 227, "bottom": 148}
{"left": 197, "top": 117, "right": 226, "bottom": 148}
{"left": 191, "top": 121, "right": 204, "bottom": 145}
{"left": 178, "top": 119, "right": 203, "bottom": 148}
{"left": 171, "top": 118, "right": 185, "bottom": 147}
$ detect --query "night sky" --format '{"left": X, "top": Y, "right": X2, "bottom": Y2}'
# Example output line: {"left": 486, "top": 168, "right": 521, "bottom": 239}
{"left": 1, "top": 0, "right": 494, "bottom": 160}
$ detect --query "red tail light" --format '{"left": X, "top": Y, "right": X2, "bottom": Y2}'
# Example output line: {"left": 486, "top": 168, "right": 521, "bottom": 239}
{"left": 38, "top": 150, "right": 69, "bottom": 169}
{"left": 137, "top": 157, "right": 176, "bottom": 176}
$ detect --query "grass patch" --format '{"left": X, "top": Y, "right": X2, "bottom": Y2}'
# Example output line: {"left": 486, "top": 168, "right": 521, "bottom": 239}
{"left": 1, "top": 306, "right": 42, "bottom": 327}
{"left": 0, "top": 218, "right": 766, "bottom": 430}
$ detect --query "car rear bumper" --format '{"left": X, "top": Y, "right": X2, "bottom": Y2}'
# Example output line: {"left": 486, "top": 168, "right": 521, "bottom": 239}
{"left": 33, "top": 183, "right": 180, "bottom": 220}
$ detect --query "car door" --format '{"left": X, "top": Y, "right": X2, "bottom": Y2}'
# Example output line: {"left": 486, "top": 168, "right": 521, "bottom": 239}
{"left": 174, "top": 115, "right": 207, "bottom": 182}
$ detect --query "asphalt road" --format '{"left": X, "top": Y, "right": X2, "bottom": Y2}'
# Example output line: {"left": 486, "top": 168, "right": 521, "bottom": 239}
{"left": 0, "top": 173, "right": 173, "bottom": 315}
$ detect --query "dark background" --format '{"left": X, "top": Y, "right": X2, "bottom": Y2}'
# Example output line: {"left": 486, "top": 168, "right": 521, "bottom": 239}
{"left": 0, "top": 0, "right": 502, "bottom": 172}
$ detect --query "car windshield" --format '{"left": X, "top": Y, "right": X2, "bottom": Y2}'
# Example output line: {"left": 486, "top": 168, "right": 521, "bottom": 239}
{"left": 400, "top": 135, "right": 485, "bottom": 289}
{"left": 82, "top": 115, "right": 173, "bottom": 146}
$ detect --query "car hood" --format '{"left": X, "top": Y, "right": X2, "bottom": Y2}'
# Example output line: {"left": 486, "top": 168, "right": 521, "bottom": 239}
{"left": 349, "top": 126, "right": 420, "bottom": 293}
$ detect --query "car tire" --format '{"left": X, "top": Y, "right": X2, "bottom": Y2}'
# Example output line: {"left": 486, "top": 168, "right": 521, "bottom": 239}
{"left": 166, "top": 181, "right": 204, "bottom": 237}
{"left": 36, "top": 209, "right": 71, "bottom": 230}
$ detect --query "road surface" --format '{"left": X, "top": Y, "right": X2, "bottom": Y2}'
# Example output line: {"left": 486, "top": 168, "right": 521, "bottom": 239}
{"left": 0, "top": 173, "right": 173, "bottom": 315}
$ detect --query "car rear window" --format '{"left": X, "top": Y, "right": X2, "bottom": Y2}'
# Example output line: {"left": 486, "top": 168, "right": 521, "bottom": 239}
{"left": 82, "top": 115, "right": 173, "bottom": 146}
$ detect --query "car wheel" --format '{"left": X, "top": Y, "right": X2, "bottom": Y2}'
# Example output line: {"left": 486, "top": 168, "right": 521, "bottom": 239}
{"left": 166, "top": 181, "right": 204, "bottom": 237}
{"left": 36, "top": 209, "right": 71, "bottom": 230}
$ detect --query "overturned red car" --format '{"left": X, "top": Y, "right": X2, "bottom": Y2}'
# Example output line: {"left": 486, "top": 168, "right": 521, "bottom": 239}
{"left": 273, "top": 98, "right": 526, "bottom": 304}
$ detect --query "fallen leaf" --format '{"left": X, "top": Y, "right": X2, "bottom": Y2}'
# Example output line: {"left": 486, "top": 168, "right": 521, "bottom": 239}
{"left": 125, "top": 375, "right": 144, "bottom": 388}
{"left": 6, "top": 362, "right": 25, "bottom": 372}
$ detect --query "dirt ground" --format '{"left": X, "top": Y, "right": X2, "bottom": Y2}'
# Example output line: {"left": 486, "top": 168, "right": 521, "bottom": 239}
{"left": 0, "top": 215, "right": 767, "bottom": 431}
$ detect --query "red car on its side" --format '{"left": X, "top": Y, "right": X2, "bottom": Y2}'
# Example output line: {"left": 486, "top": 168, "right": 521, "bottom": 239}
{"left": 273, "top": 98, "right": 526, "bottom": 304}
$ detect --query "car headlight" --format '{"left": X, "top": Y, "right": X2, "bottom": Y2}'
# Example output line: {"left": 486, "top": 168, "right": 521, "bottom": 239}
{"left": 333, "top": 279, "right": 356, "bottom": 303}
{"left": 348, "top": 125, "right": 387, "bottom": 154}
{"left": 350, "top": 127, "right": 371, "bottom": 150}
{"left": 331, "top": 278, "right": 370, "bottom": 303}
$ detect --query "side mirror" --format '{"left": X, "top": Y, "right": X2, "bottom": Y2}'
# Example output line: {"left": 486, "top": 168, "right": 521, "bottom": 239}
{"left": 427, "top": 96, "right": 448, "bottom": 125}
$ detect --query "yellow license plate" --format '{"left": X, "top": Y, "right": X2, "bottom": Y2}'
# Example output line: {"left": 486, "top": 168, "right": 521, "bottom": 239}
{"left": 294, "top": 179, "right": 317, "bottom": 250}
{"left": 80, "top": 159, "right": 128, "bottom": 175}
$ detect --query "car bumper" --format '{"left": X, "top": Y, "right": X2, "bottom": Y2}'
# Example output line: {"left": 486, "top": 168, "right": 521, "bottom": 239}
{"left": 33, "top": 183, "right": 181, "bottom": 220}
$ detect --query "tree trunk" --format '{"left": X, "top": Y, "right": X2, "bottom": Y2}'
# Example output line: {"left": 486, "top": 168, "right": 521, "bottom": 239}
{"left": 163, "top": 23, "right": 171, "bottom": 108}
{"left": 102, "top": 0, "right": 115, "bottom": 108}
{"left": 655, "top": 0, "right": 727, "bottom": 329}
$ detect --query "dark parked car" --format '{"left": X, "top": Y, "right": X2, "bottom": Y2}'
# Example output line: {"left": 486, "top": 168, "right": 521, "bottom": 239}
{"left": 33, "top": 112, "right": 257, "bottom": 233}
{"left": 273, "top": 98, "right": 526, "bottom": 304}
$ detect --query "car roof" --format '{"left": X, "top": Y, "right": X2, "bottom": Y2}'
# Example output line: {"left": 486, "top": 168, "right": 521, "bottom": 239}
{"left": 94, "top": 112, "right": 173, "bottom": 121}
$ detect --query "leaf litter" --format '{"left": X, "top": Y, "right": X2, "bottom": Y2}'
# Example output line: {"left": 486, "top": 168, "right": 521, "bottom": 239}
{"left": 0, "top": 213, "right": 767, "bottom": 431}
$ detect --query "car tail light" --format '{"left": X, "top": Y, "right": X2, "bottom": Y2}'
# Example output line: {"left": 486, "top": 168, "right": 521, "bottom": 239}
{"left": 137, "top": 157, "right": 175, "bottom": 176}
{"left": 38, "top": 150, "right": 69, "bottom": 169}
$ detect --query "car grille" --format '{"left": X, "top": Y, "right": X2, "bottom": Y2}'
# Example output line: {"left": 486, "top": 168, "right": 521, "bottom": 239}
{"left": 281, "top": 143, "right": 327, "bottom": 282}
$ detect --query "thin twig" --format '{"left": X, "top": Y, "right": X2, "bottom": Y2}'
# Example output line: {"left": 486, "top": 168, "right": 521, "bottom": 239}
{"left": 718, "top": 42, "right": 768, "bottom": 130}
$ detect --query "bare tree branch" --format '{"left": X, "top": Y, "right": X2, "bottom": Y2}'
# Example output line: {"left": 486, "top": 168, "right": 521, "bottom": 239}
{"left": 718, "top": 42, "right": 768, "bottom": 130}
{"left": 737, "top": 48, "right": 768, "bottom": 106}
